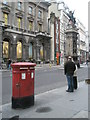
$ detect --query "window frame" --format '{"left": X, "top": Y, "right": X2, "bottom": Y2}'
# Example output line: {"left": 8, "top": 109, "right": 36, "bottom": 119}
{"left": 29, "top": 6, "right": 33, "bottom": 15}
{"left": 17, "top": 41, "right": 22, "bottom": 59}
{"left": 17, "top": 17, "right": 22, "bottom": 29}
{"left": 18, "top": 1, "right": 22, "bottom": 10}
{"left": 3, "top": 13, "right": 8, "bottom": 25}
{"left": 3, "top": 41, "right": 9, "bottom": 58}
{"left": 29, "top": 21, "right": 33, "bottom": 31}
{"left": 38, "top": 23, "right": 42, "bottom": 31}
{"left": 38, "top": 10, "right": 42, "bottom": 18}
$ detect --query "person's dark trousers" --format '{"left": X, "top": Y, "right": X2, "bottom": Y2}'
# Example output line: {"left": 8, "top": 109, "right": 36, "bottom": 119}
{"left": 66, "top": 74, "right": 74, "bottom": 92}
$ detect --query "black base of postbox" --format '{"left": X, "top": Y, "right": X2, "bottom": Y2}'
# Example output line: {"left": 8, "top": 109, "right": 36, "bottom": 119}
{"left": 12, "top": 95, "right": 34, "bottom": 109}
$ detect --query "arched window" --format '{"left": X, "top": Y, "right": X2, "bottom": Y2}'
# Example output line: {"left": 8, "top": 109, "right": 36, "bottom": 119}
{"left": 3, "top": 13, "right": 8, "bottom": 25}
{"left": 40, "top": 44, "right": 43, "bottom": 59}
{"left": 3, "top": 41, "right": 9, "bottom": 58}
{"left": 17, "top": 41, "right": 22, "bottom": 58}
{"left": 17, "top": 17, "right": 22, "bottom": 29}
{"left": 29, "top": 43, "right": 32, "bottom": 58}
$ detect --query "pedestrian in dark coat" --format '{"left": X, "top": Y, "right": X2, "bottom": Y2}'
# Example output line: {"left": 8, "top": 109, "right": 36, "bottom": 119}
{"left": 7, "top": 58, "right": 12, "bottom": 69}
{"left": 64, "top": 56, "right": 76, "bottom": 92}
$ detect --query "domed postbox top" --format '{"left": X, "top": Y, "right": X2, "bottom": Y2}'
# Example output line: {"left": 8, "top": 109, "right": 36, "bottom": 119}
{"left": 11, "top": 62, "right": 36, "bottom": 68}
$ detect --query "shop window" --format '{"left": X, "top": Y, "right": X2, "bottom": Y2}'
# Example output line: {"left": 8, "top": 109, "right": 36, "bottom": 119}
{"left": 3, "top": 13, "right": 8, "bottom": 25}
{"left": 3, "top": 41, "right": 9, "bottom": 58}
{"left": 17, "top": 41, "right": 22, "bottom": 58}
{"left": 40, "top": 44, "right": 43, "bottom": 59}
{"left": 29, "top": 43, "right": 32, "bottom": 58}
{"left": 29, "top": 21, "right": 33, "bottom": 31}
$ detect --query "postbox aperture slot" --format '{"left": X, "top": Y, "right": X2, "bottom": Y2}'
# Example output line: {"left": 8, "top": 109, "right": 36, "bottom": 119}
{"left": 20, "top": 67, "right": 28, "bottom": 70}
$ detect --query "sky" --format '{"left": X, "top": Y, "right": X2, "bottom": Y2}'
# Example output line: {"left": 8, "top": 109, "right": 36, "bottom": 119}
{"left": 56, "top": 0, "right": 89, "bottom": 30}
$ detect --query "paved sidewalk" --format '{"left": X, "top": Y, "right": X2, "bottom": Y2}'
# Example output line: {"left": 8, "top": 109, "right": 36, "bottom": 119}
{"left": 1, "top": 81, "right": 88, "bottom": 119}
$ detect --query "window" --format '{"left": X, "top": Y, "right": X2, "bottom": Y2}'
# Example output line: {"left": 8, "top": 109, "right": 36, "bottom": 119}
{"left": 18, "top": 1, "right": 22, "bottom": 10}
{"left": 17, "top": 41, "right": 22, "bottom": 58}
{"left": 38, "top": 23, "right": 42, "bottom": 31}
{"left": 3, "top": 41, "right": 9, "bottom": 58}
{"left": 40, "top": 44, "right": 43, "bottom": 59}
{"left": 29, "top": 21, "right": 33, "bottom": 31}
{"left": 38, "top": 10, "right": 42, "bottom": 18}
{"left": 17, "top": 17, "right": 21, "bottom": 29}
{"left": 3, "top": 13, "right": 8, "bottom": 25}
{"left": 29, "top": 6, "right": 32, "bottom": 14}
{"left": 3, "top": 0, "right": 8, "bottom": 5}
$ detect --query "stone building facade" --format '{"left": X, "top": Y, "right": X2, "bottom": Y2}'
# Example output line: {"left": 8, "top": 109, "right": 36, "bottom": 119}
{"left": 48, "top": 2, "right": 61, "bottom": 65}
{"left": 48, "top": 12, "right": 60, "bottom": 64}
{"left": 48, "top": 1, "right": 75, "bottom": 65}
{"left": 0, "top": 1, "right": 51, "bottom": 64}
{"left": 77, "top": 19, "right": 88, "bottom": 63}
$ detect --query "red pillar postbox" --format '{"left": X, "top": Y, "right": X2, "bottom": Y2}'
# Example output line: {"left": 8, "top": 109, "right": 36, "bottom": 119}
{"left": 11, "top": 62, "right": 36, "bottom": 109}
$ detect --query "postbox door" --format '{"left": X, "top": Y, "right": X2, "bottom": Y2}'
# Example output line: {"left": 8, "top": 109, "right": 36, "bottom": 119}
{"left": 19, "top": 70, "right": 35, "bottom": 97}
{"left": 12, "top": 72, "right": 20, "bottom": 98}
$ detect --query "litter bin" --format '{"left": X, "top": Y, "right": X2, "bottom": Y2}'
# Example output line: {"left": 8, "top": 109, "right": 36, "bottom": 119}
{"left": 11, "top": 62, "right": 36, "bottom": 109}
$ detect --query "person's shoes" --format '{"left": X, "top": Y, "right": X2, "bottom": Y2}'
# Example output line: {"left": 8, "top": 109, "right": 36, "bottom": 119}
{"left": 69, "top": 90, "right": 74, "bottom": 92}
{"left": 66, "top": 90, "right": 74, "bottom": 92}
{"left": 66, "top": 90, "right": 70, "bottom": 92}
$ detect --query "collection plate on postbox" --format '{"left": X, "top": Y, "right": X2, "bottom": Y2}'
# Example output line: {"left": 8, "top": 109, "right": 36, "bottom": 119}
{"left": 21, "top": 73, "right": 26, "bottom": 80}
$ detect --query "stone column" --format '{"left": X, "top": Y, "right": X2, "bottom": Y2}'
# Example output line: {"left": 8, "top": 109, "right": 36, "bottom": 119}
{"left": 22, "top": 44, "right": 26, "bottom": 61}
{"left": 25, "top": 44, "right": 29, "bottom": 60}
{"left": 10, "top": 43, "right": 13, "bottom": 59}
{"left": 44, "top": 41, "right": 50, "bottom": 62}
{"left": 12, "top": 35, "right": 17, "bottom": 61}
{"left": 0, "top": 22, "right": 2, "bottom": 110}
{"left": 43, "top": 44, "right": 45, "bottom": 61}
{"left": 47, "top": 46, "right": 50, "bottom": 61}
{"left": 0, "top": 22, "right": 3, "bottom": 67}
{"left": 22, "top": 43, "right": 29, "bottom": 61}
{"left": 12, "top": 42, "right": 17, "bottom": 61}
{"left": 36, "top": 40, "right": 41, "bottom": 63}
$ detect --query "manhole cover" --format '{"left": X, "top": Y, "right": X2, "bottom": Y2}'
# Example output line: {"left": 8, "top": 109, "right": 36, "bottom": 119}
{"left": 36, "top": 107, "right": 52, "bottom": 113}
